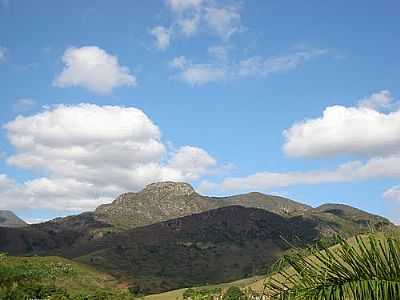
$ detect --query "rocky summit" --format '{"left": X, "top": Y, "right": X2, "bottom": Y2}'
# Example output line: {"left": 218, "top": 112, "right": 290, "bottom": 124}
{"left": 94, "top": 182, "right": 217, "bottom": 229}
{"left": 0, "top": 210, "right": 27, "bottom": 228}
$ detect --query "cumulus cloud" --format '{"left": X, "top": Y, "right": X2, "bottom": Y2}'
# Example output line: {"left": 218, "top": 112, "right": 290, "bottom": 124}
{"left": 358, "top": 90, "right": 397, "bottom": 111}
{"left": 197, "top": 91, "right": 400, "bottom": 196}
{"left": 150, "top": 26, "right": 171, "bottom": 50}
{"left": 53, "top": 46, "right": 136, "bottom": 94}
{"left": 168, "top": 146, "right": 217, "bottom": 180}
{"left": 170, "top": 56, "right": 226, "bottom": 85}
{"left": 1, "top": 104, "right": 218, "bottom": 211}
{"left": 0, "top": 47, "right": 7, "bottom": 63}
{"left": 283, "top": 96, "right": 400, "bottom": 158}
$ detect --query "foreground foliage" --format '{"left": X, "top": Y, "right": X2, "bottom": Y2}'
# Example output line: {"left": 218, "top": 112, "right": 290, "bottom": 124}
{"left": 0, "top": 253, "right": 138, "bottom": 300}
{"left": 182, "top": 286, "right": 262, "bottom": 299}
{"left": 265, "top": 233, "right": 400, "bottom": 299}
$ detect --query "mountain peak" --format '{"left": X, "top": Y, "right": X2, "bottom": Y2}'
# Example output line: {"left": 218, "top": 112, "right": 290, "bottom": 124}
{"left": 142, "top": 181, "right": 195, "bottom": 197}
{"left": 0, "top": 210, "right": 27, "bottom": 227}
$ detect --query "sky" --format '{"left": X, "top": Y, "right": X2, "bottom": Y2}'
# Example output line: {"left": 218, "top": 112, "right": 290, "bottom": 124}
{"left": 1, "top": 0, "right": 400, "bottom": 224}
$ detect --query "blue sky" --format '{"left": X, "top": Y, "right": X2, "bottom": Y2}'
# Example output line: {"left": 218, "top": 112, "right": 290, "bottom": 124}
{"left": 1, "top": 0, "right": 400, "bottom": 223}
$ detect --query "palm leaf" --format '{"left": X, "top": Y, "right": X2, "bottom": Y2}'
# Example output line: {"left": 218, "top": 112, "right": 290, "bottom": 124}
{"left": 265, "top": 234, "right": 400, "bottom": 300}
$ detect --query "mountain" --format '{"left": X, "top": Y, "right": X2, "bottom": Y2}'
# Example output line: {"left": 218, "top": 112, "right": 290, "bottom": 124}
{"left": 0, "top": 206, "right": 321, "bottom": 294}
{"left": 94, "top": 182, "right": 309, "bottom": 229}
{"left": 0, "top": 210, "right": 27, "bottom": 227}
{"left": 95, "top": 182, "right": 217, "bottom": 229}
{"left": 0, "top": 182, "right": 394, "bottom": 294}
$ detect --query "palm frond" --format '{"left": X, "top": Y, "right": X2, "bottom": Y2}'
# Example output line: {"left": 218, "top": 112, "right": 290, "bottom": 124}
{"left": 265, "top": 234, "right": 400, "bottom": 300}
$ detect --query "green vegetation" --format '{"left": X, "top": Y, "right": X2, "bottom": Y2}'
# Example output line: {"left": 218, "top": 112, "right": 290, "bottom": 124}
{"left": 181, "top": 286, "right": 262, "bottom": 299}
{"left": 265, "top": 233, "right": 400, "bottom": 299}
{"left": 0, "top": 253, "right": 138, "bottom": 300}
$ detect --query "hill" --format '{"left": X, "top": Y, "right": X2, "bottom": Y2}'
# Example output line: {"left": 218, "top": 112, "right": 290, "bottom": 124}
{"left": 0, "top": 253, "right": 135, "bottom": 299}
{"left": 0, "top": 210, "right": 27, "bottom": 227}
{"left": 75, "top": 206, "right": 321, "bottom": 293}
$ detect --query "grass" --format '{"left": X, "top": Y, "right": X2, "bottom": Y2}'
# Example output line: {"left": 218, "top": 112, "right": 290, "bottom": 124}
{"left": 144, "top": 275, "right": 264, "bottom": 300}
{"left": 0, "top": 254, "right": 134, "bottom": 298}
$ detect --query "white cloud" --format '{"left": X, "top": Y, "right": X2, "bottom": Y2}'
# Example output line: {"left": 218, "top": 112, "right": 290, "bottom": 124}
{"left": 205, "top": 153, "right": 400, "bottom": 193}
{"left": 0, "top": 47, "right": 7, "bottom": 63}
{"left": 284, "top": 96, "right": 400, "bottom": 158}
{"left": 358, "top": 90, "right": 396, "bottom": 111}
{"left": 170, "top": 56, "right": 189, "bottom": 69}
{"left": 13, "top": 98, "right": 36, "bottom": 112}
{"left": 170, "top": 48, "right": 326, "bottom": 86}
{"left": 170, "top": 56, "right": 226, "bottom": 85}
{"left": 238, "top": 48, "right": 327, "bottom": 77}
{"left": 53, "top": 46, "right": 136, "bottom": 94}
{"left": 166, "top": 0, "right": 203, "bottom": 13}
{"left": 204, "top": 6, "right": 241, "bottom": 39}
{"left": 150, "top": 26, "right": 172, "bottom": 50}
{"left": 0, "top": 174, "right": 15, "bottom": 190}
{"left": 25, "top": 217, "right": 52, "bottom": 225}
{"left": 151, "top": 0, "right": 242, "bottom": 46}
{"left": 208, "top": 45, "right": 230, "bottom": 61}
{"left": 168, "top": 146, "right": 217, "bottom": 180}
{"left": 178, "top": 15, "right": 200, "bottom": 36}
{"left": 383, "top": 185, "right": 400, "bottom": 203}
{"left": 179, "top": 65, "right": 226, "bottom": 86}
{"left": 198, "top": 92, "right": 400, "bottom": 195}
{"left": 1, "top": 104, "right": 218, "bottom": 212}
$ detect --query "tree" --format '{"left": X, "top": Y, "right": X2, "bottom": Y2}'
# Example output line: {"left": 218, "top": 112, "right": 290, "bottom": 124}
{"left": 265, "top": 234, "right": 400, "bottom": 299}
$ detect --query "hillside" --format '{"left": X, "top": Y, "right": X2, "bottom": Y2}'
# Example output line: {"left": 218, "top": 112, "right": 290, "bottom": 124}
{"left": 0, "top": 210, "right": 27, "bottom": 227}
{"left": 0, "top": 253, "right": 135, "bottom": 299}
{"left": 145, "top": 231, "right": 400, "bottom": 299}
{"left": 76, "top": 205, "right": 321, "bottom": 294}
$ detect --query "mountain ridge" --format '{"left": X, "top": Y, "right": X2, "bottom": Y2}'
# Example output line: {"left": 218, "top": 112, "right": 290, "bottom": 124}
{"left": 94, "top": 181, "right": 310, "bottom": 229}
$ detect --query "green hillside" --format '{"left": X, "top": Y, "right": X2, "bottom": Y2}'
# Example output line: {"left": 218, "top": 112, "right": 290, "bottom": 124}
{"left": 0, "top": 253, "right": 136, "bottom": 299}
{"left": 144, "top": 230, "right": 400, "bottom": 299}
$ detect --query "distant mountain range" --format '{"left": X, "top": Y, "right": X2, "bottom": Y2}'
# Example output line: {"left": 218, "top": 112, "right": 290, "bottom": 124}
{"left": 0, "top": 182, "right": 394, "bottom": 294}
{"left": 0, "top": 210, "right": 27, "bottom": 228}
